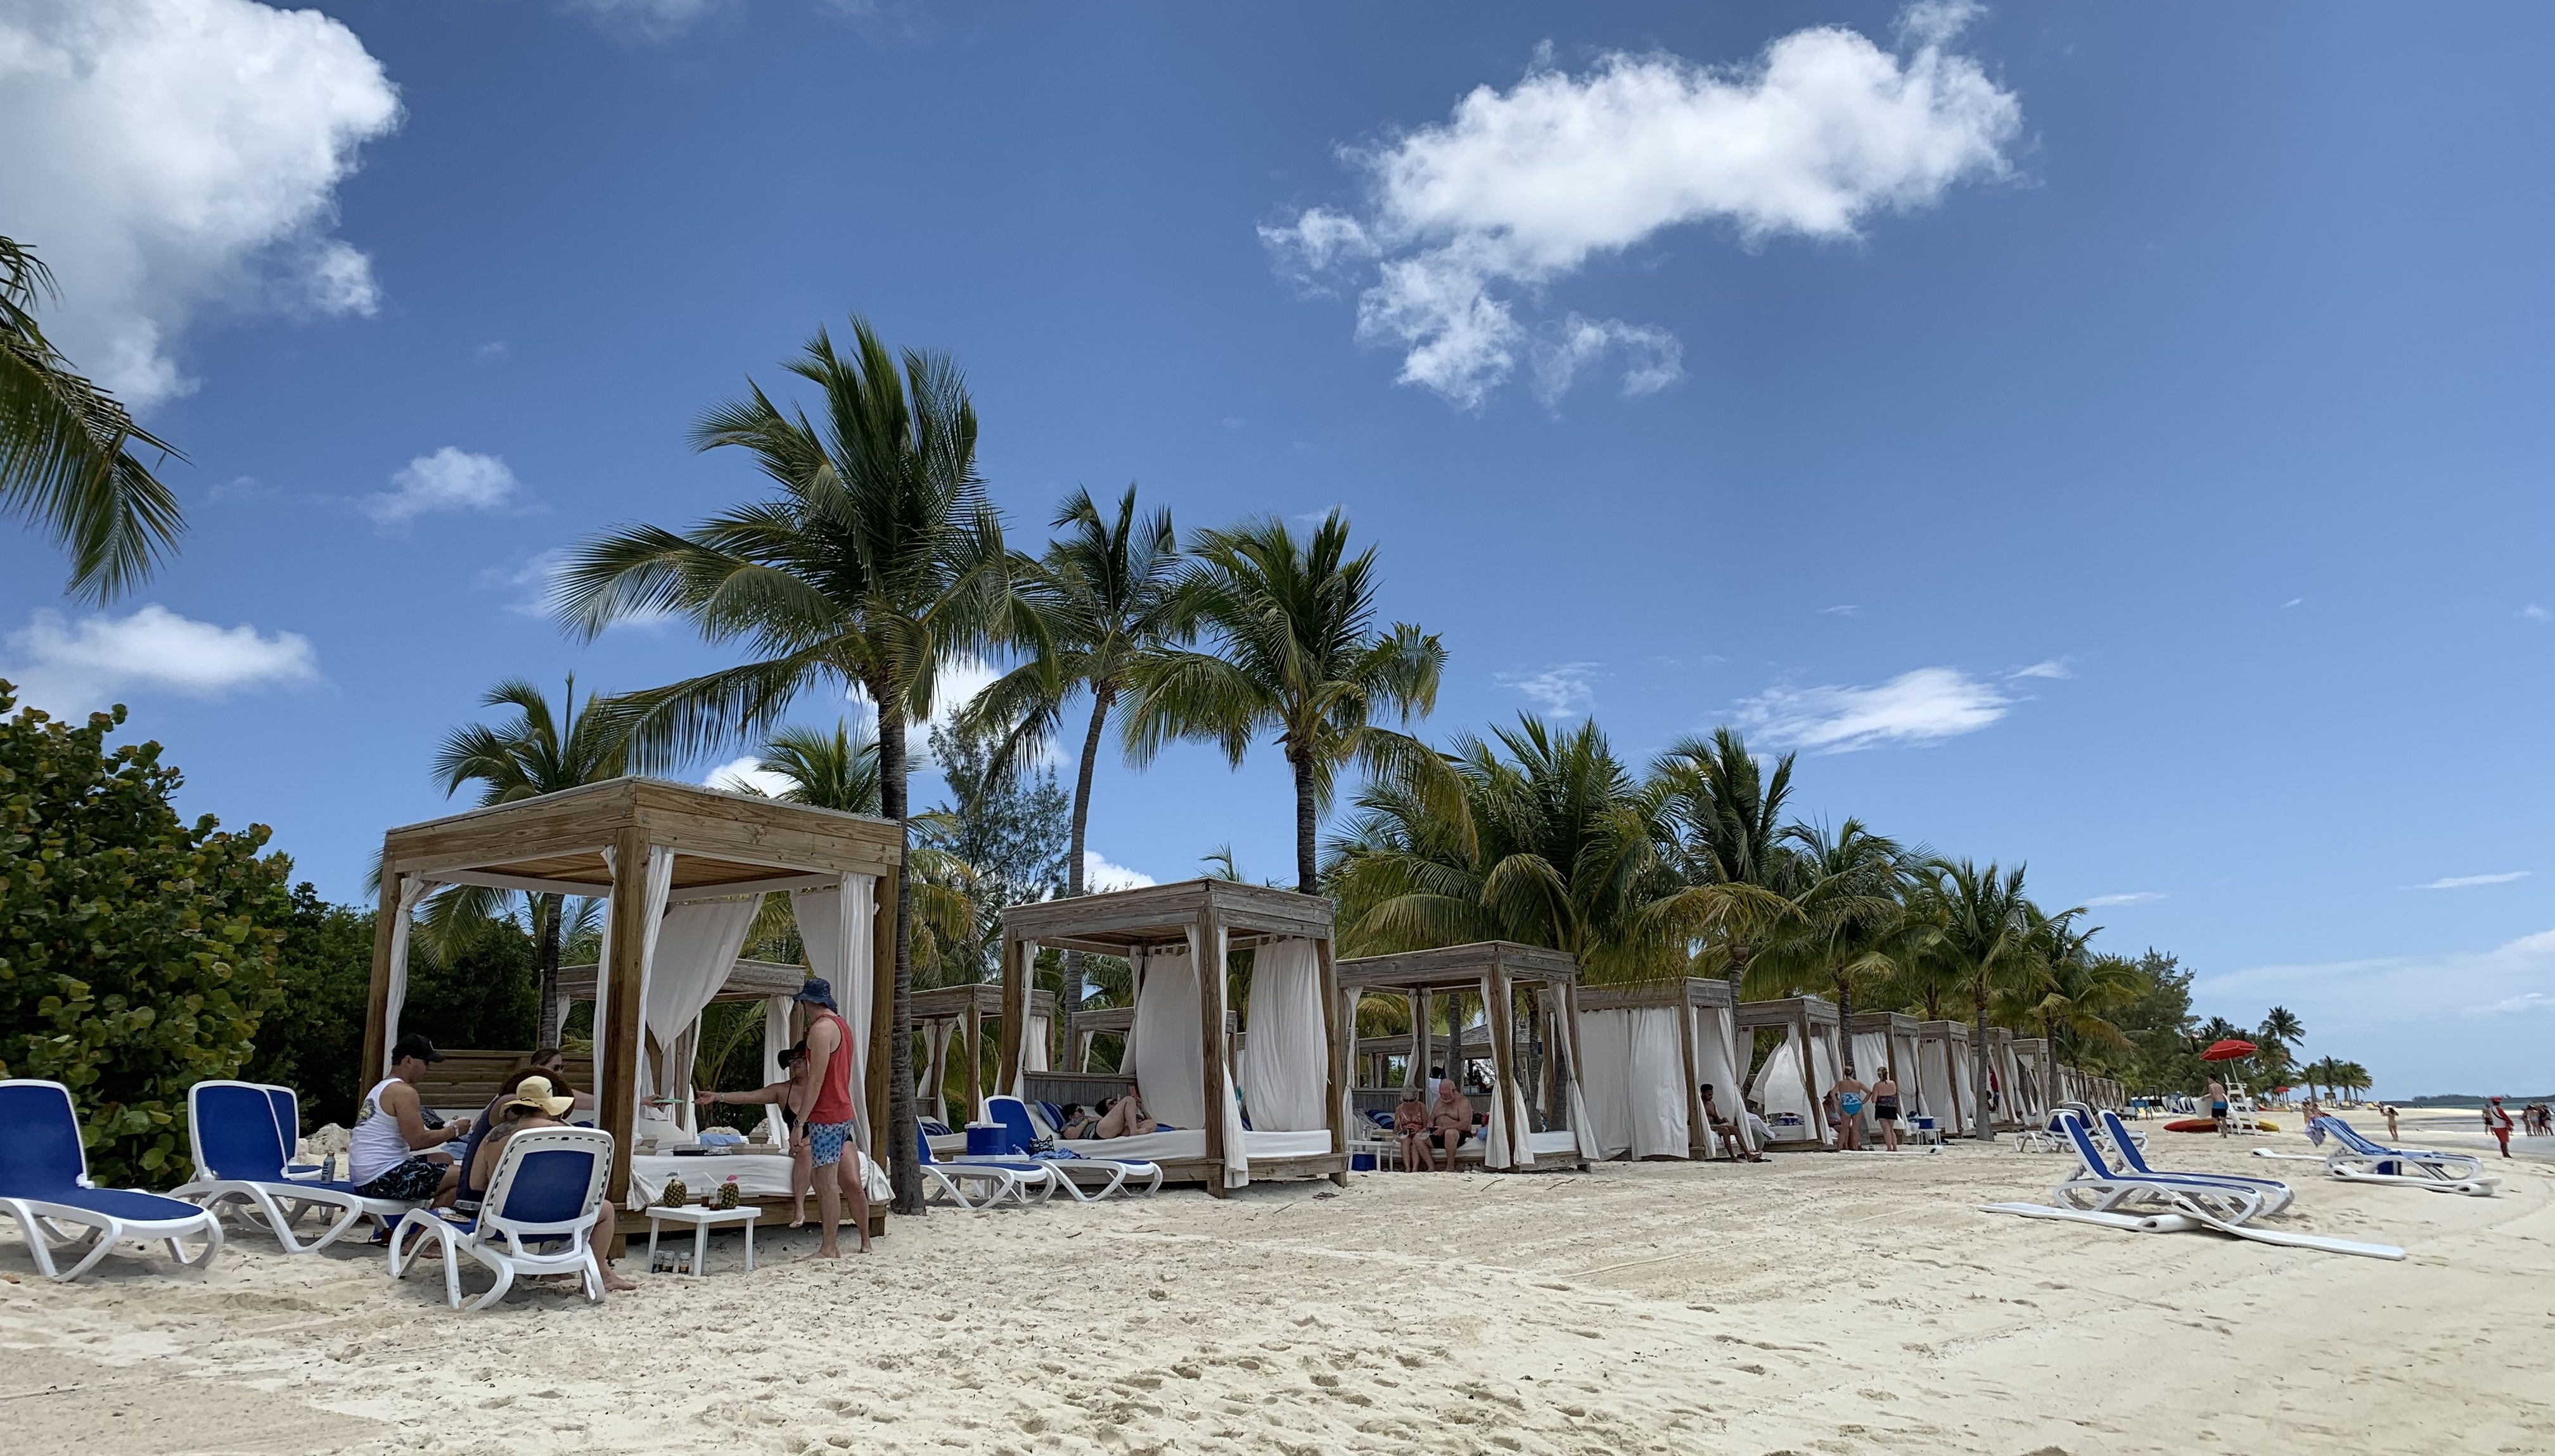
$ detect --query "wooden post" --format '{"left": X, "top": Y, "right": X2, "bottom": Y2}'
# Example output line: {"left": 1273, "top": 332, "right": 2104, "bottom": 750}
{"left": 1196, "top": 909, "right": 1229, "bottom": 1197}
{"left": 1677, "top": 988, "right": 1711, "bottom": 1159}
{"left": 599, "top": 826, "right": 651, "bottom": 1213}
{"left": 866, "top": 867, "right": 895, "bottom": 1175}
{"left": 1795, "top": 1003, "right": 1825, "bottom": 1149}
{"left": 996, "top": 931, "right": 1026, "bottom": 1094}
{"left": 1484, "top": 957, "right": 1521, "bottom": 1168}
{"left": 1317, "top": 935, "right": 1347, "bottom": 1186}
{"left": 1558, "top": 976, "right": 1591, "bottom": 1166}
{"left": 962, "top": 997, "right": 984, "bottom": 1126}
{"left": 359, "top": 859, "right": 400, "bottom": 1089}
{"left": 1413, "top": 987, "right": 1433, "bottom": 1090}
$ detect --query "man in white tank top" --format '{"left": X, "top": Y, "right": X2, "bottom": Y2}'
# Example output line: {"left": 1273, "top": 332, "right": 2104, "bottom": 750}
{"left": 349, "top": 1034, "right": 471, "bottom": 1204}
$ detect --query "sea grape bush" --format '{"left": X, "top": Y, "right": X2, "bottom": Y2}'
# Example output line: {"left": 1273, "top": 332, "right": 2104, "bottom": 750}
{"left": 0, "top": 683, "right": 290, "bottom": 1185}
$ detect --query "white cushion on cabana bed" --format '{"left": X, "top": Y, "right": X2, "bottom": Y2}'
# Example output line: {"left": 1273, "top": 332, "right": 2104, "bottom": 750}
{"left": 627, "top": 1149, "right": 887, "bottom": 1206}
{"left": 1052, "top": 1128, "right": 1333, "bottom": 1164}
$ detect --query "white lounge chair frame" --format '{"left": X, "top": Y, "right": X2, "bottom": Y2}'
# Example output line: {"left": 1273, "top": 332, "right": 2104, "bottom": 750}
{"left": 387, "top": 1127, "right": 611, "bottom": 1310}
{"left": 1, "top": 1080, "right": 224, "bottom": 1281}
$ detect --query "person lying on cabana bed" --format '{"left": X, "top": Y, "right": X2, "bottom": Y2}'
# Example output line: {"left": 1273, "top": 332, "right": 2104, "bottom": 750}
{"left": 1085, "top": 1084, "right": 1174, "bottom": 1139}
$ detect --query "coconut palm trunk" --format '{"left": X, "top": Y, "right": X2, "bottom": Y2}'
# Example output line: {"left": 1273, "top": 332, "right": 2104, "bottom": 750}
{"left": 1973, "top": 982, "right": 1995, "bottom": 1139}
{"left": 536, "top": 892, "right": 567, "bottom": 1046}
{"left": 878, "top": 706, "right": 924, "bottom": 1215}
{"left": 1061, "top": 687, "right": 1110, "bottom": 1040}
{"left": 1290, "top": 744, "right": 1321, "bottom": 895}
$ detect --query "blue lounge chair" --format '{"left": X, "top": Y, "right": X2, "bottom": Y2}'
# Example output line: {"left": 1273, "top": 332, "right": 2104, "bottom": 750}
{"left": 2305, "top": 1116, "right": 2495, "bottom": 1195}
{"left": 0, "top": 1078, "right": 223, "bottom": 1280}
{"left": 386, "top": 1127, "right": 612, "bottom": 1310}
{"left": 2052, "top": 1113, "right": 2281, "bottom": 1225}
{"left": 984, "top": 1096, "right": 1162, "bottom": 1197}
{"left": 170, "top": 1080, "right": 392, "bottom": 1254}
{"left": 2096, "top": 1110, "right": 2293, "bottom": 1215}
{"left": 913, "top": 1126, "right": 1052, "bottom": 1210}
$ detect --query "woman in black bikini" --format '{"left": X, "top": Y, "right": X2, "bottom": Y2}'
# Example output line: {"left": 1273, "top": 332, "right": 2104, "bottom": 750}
{"left": 1870, "top": 1065, "right": 1902, "bottom": 1152}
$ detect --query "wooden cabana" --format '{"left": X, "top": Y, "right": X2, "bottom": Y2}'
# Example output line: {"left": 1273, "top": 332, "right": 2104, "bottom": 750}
{"left": 1986, "top": 1026, "right": 2025, "bottom": 1132}
{"left": 992, "top": 879, "right": 1348, "bottom": 1194}
{"left": 363, "top": 778, "right": 902, "bottom": 1230}
{"left": 1847, "top": 1011, "right": 1923, "bottom": 1089}
{"left": 2009, "top": 1036, "right": 2058, "bottom": 1126}
{"left": 1335, "top": 942, "right": 1593, "bottom": 1170}
{"left": 1736, "top": 995, "right": 1845, "bottom": 1148}
{"left": 1914, "top": 1019, "right": 1980, "bottom": 1135}
{"left": 1065, "top": 1004, "right": 1134, "bottom": 1074}
{"left": 1577, "top": 978, "right": 1754, "bottom": 1159}
{"left": 553, "top": 956, "right": 805, "bottom": 1142}
{"left": 913, "top": 982, "right": 1056, "bottom": 1128}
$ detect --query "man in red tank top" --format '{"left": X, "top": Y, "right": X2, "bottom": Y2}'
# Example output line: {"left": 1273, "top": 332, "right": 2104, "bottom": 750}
{"left": 793, "top": 978, "right": 871, "bottom": 1255}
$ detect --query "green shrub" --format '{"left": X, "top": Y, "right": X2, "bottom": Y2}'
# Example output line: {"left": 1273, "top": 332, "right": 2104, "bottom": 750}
{"left": 0, "top": 685, "right": 291, "bottom": 1185}
{"left": 241, "top": 883, "right": 375, "bottom": 1128}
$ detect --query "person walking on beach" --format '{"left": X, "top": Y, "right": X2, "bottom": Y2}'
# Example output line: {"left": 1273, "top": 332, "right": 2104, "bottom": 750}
{"left": 2206, "top": 1077, "right": 2231, "bottom": 1137}
{"left": 349, "top": 1034, "right": 470, "bottom": 1208}
{"left": 1869, "top": 1066, "right": 1903, "bottom": 1153}
{"left": 2485, "top": 1097, "right": 2514, "bottom": 1159}
{"left": 1831, "top": 1071, "right": 1869, "bottom": 1151}
{"left": 791, "top": 978, "right": 871, "bottom": 1256}
{"left": 2381, "top": 1102, "right": 2400, "bottom": 1142}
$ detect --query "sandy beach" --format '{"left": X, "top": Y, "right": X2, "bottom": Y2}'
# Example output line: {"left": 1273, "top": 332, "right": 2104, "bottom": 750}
{"left": 5, "top": 1114, "right": 2551, "bottom": 1456}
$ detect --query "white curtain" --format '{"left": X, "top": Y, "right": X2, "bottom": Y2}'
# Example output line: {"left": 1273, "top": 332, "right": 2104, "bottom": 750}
{"left": 1127, "top": 945, "right": 1207, "bottom": 1129}
{"left": 1190, "top": 922, "right": 1249, "bottom": 1187}
{"left": 1751, "top": 1027, "right": 1815, "bottom": 1134}
{"left": 1577, "top": 1009, "right": 1635, "bottom": 1159}
{"left": 1691, "top": 1006, "right": 1751, "bottom": 1155}
{"left": 1241, "top": 938, "right": 1326, "bottom": 1133}
{"left": 1623, "top": 1006, "right": 1687, "bottom": 1159}
{"left": 639, "top": 897, "right": 760, "bottom": 1109}
{"left": 1809, "top": 1026, "right": 1841, "bottom": 1147}
{"left": 918, "top": 1019, "right": 951, "bottom": 1126}
{"left": 1543, "top": 989, "right": 1603, "bottom": 1161}
{"left": 761, "top": 996, "right": 793, "bottom": 1147}
{"left": 378, "top": 875, "right": 439, "bottom": 1076}
{"left": 1025, "top": 1013, "right": 1051, "bottom": 1074}
{"left": 592, "top": 846, "right": 675, "bottom": 1111}
{"left": 1475, "top": 974, "right": 1512, "bottom": 1168}
{"left": 1952, "top": 1043, "right": 1978, "bottom": 1130}
{"left": 792, "top": 876, "right": 878, "bottom": 1131}
{"left": 1851, "top": 1031, "right": 1888, "bottom": 1085}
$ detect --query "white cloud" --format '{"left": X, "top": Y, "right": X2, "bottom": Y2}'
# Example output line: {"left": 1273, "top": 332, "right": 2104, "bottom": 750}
{"left": 564, "top": 0, "right": 731, "bottom": 37}
{"left": 1821, "top": 604, "right": 1860, "bottom": 616}
{"left": 369, "top": 448, "right": 519, "bottom": 527}
{"left": 1529, "top": 314, "right": 1682, "bottom": 405}
{"left": 1083, "top": 851, "right": 1155, "bottom": 893}
{"left": 1495, "top": 662, "right": 1599, "bottom": 717}
{"left": 0, "top": 0, "right": 400, "bottom": 409}
{"left": 2083, "top": 891, "right": 2165, "bottom": 907}
{"left": 1734, "top": 665, "right": 2010, "bottom": 752}
{"left": 477, "top": 340, "right": 509, "bottom": 361}
{"left": 2197, "top": 927, "right": 2555, "bottom": 1094}
{"left": 2520, "top": 604, "right": 2551, "bottom": 623}
{"left": 2011, "top": 657, "right": 2072, "bottom": 680}
{"left": 1263, "top": 3, "right": 2018, "bottom": 407}
{"left": 704, "top": 755, "right": 795, "bottom": 798}
{"left": 2407, "top": 871, "right": 2530, "bottom": 891}
{"left": 2281, "top": 597, "right": 2305, "bottom": 609}
{"left": 3, "top": 603, "right": 317, "bottom": 713}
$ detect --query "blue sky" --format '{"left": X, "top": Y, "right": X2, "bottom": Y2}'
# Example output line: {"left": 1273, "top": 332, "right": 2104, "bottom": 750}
{"left": 4, "top": 1, "right": 2553, "bottom": 1095}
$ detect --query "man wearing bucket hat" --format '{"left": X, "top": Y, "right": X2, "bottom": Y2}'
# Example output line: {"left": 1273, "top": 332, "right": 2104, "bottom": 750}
{"left": 792, "top": 977, "right": 871, "bottom": 1256}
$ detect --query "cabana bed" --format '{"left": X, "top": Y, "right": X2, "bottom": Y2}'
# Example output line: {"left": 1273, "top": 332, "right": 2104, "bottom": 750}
{"left": 1336, "top": 942, "right": 1596, "bottom": 1170}
{"left": 992, "top": 880, "right": 1348, "bottom": 1194}
{"left": 362, "top": 778, "right": 902, "bottom": 1242}
{"left": 1577, "top": 978, "right": 1756, "bottom": 1160}
{"left": 1987, "top": 1026, "right": 2025, "bottom": 1132}
{"left": 1738, "top": 996, "right": 1845, "bottom": 1149}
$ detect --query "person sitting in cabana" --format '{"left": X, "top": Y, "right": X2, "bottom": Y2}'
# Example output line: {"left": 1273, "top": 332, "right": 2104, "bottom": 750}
{"left": 1429, "top": 1076, "right": 1474, "bottom": 1168}
{"left": 1701, "top": 1083, "right": 1764, "bottom": 1163}
{"left": 1393, "top": 1089, "right": 1433, "bottom": 1172}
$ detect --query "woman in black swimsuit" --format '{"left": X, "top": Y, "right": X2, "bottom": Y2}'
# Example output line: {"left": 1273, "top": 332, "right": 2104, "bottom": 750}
{"left": 1869, "top": 1064, "right": 1902, "bottom": 1153}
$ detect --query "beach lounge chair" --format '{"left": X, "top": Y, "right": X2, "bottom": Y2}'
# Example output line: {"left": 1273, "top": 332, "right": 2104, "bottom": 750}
{"left": 2305, "top": 1116, "right": 2495, "bottom": 1196}
{"left": 2095, "top": 1110, "right": 2293, "bottom": 1215}
{"left": 169, "top": 1080, "right": 387, "bottom": 1255}
{"left": 912, "top": 1126, "right": 1053, "bottom": 1211}
{"left": 983, "top": 1096, "right": 1163, "bottom": 1197}
{"left": 0, "top": 1078, "right": 224, "bottom": 1281}
{"left": 2051, "top": 1113, "right": 2281, "bottom": 1225}
{"left": 385, "top": 1127, "right": 611, "bottom": 1310}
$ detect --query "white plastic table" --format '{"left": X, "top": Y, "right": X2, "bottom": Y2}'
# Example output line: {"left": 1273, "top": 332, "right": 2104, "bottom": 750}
{"left": 643, "top": 1203, "right": 760, "bottom": 1277}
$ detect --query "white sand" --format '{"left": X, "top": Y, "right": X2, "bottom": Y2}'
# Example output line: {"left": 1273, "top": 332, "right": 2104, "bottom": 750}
{"left": 6, "top": 1123, "right": 2553, "bottom": 1455}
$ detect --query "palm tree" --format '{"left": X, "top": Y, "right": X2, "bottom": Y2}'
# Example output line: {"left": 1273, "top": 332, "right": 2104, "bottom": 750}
{"left": 554, "top": 317, "right": 1023, "bottom": 1215}
{"left": 1327, "top": 715, "right": 1675, "bottom": 981}
{"left": 1999, "top": 918, "right": 2135, "bottom": 1070}
{"left": 431, "top": 675, "right": 629, "bottom": 1044}
{"left": 1123, "top": 512, "right": 1445, "bottom": 894}
{"left": 750, "top": 719, "right": 882, "bottom": 814}
{"left": 964, "top": 484, "right": 1184, "bottom": 1031}
{"left": 2258, "top": 1005, "right": 2305, "bottom": 1063}
{"left": 1918, "top": 859, "right": 2038, "bottom": 1138}
{"left": 1, "top": 236, "right": 184, "bottom": 602}
{"left": 1752, "top": 819, "right": 1914, "bottom": 1073}
{"left": 1647, "top": 727, "right": 1801, "bottom": 1007}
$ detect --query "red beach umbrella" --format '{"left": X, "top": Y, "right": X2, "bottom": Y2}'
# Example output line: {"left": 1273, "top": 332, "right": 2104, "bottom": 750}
{"left": 2201, "top": 1038, "right": 2258, "bottom": 1063}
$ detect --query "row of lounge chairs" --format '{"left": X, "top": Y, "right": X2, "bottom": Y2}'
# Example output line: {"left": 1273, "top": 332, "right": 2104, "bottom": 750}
{"left": 914, "top": 1096, "right": 1165, "bottom": 1208}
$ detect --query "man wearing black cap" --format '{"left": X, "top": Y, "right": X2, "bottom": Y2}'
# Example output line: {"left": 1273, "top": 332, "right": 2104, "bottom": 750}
{"left": 348, "top": 1033, "right": 471, "bottom": 1204}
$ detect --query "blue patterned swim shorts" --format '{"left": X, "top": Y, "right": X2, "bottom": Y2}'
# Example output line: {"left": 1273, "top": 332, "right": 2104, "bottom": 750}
{"left": 805, "top": 1119, "right": 853, "bottom": 1168}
